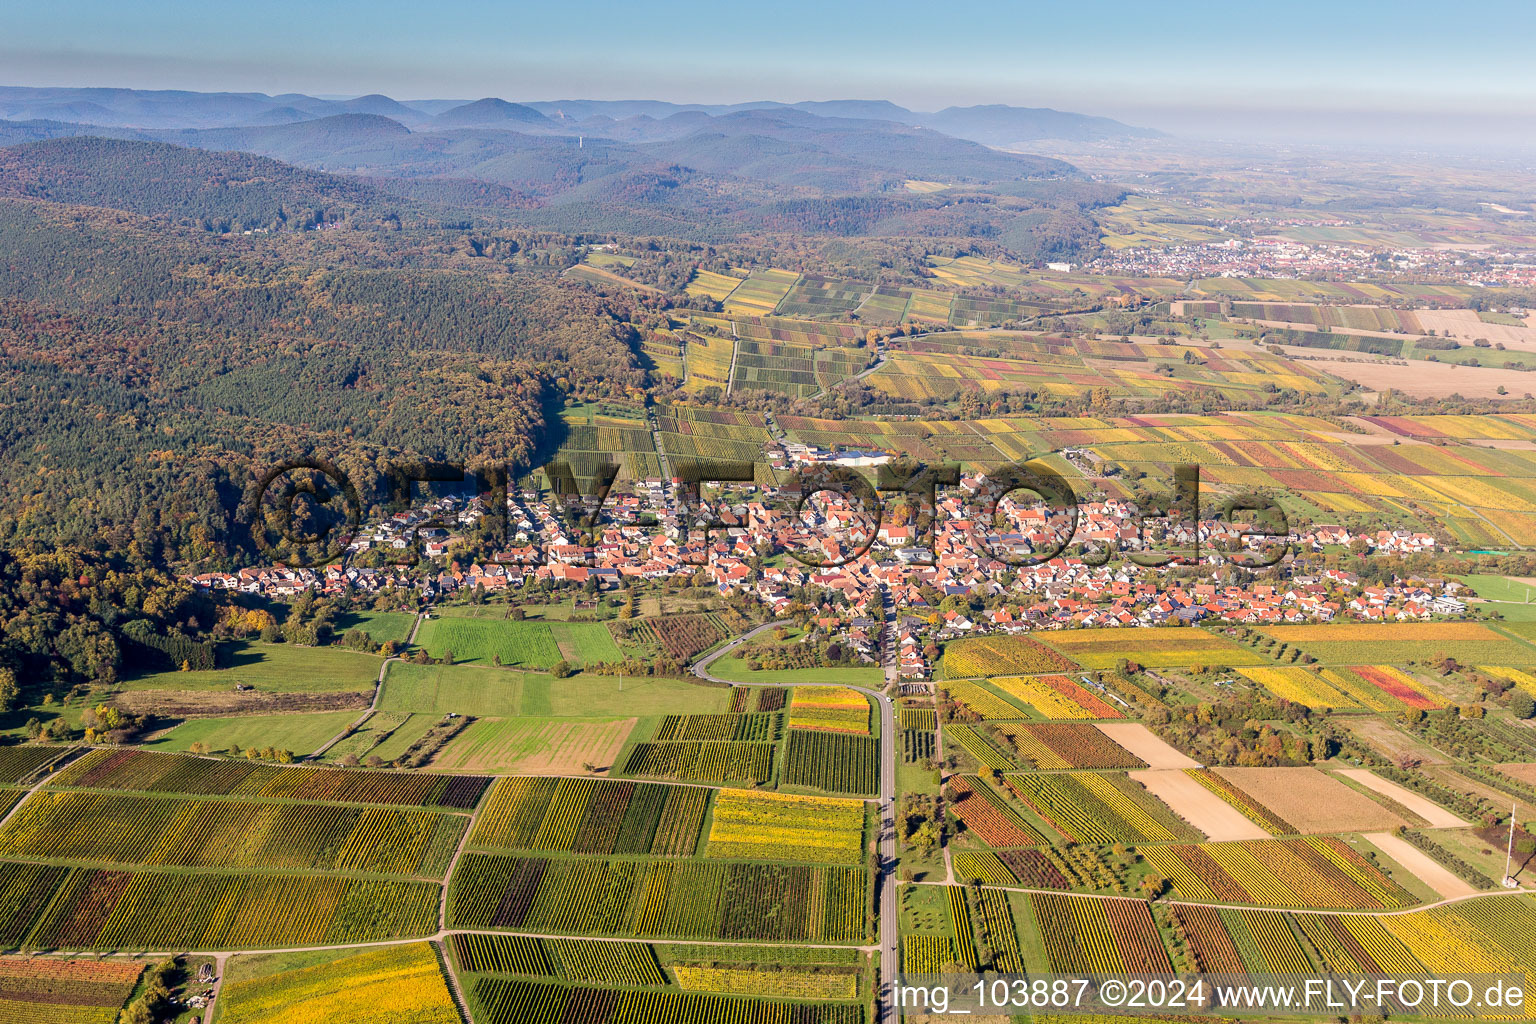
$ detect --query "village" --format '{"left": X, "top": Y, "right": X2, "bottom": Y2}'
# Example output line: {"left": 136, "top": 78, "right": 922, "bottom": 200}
{"left": 1088, "top": 234, "right": 1536, "bottom": 290}
{"left": 193, "top": 458, "right": 1461, "bottom": 682}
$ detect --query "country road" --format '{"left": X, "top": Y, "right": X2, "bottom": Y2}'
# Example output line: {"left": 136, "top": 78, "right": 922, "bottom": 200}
{"left": 694, "top": 618, "right": 900, "bottom": 1023}
{"left": 310, "top": 610, "right": 423, "bottom": 760}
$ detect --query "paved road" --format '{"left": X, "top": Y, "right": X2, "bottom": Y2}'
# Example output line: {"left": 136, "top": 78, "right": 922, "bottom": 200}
{"left": 694, "top": 619, "right": 900, "bottom": 1023}
{"left": 310, "top": 611, "right": 423, "bottom": 760}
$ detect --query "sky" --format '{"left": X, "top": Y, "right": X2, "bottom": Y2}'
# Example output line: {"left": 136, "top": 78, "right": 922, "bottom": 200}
{"left": 5, "top": 0, "right": 1536, "bottom": 140}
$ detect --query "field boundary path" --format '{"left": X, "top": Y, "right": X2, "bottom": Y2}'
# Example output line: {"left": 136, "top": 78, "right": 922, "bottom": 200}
{"left": 309, "top": 612, "right": 423, "bottom": 759}
{"left": 725, "top": 319, "right": 740, "bottom": 394}
{"left": 646, "top": 406, "right": 674, "bottom": 483}
{"left": 0, "top": 746, "right": 89, "bottom": 832}
{"left": 435, "top": 782, "right": 486, "bottom": 1019}
{"left": 694, "top": 618, "right": 900, "bottom": 1022}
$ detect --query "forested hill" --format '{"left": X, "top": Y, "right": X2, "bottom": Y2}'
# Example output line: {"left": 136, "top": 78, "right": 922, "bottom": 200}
{"left": 0, "top": 137, "right": 394, "bottom": 232}
{"left": 0, "top": 197, "right": 645, "bottom": 566}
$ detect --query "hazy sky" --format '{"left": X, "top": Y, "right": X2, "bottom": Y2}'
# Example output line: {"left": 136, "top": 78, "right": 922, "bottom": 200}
{"left": 5, "top": 0, "right": 1536, "bottom": 137}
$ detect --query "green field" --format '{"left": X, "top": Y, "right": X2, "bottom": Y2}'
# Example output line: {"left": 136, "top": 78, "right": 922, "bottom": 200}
{"left": 414, "top": 615, "right": 622, "bottom": 668}
{"left": 1460, "top": 575, "right": 1536, "bottom": 604}
{"left": 367, "top": 714, "right": 444, "bottom": 762}
{"left": 142, "top": 710, "right": 359, "bottom": 755}
{"left": 379, "top": 663, "right": 528, "bottom": 717}
{"left": 1458, "top": 575, "right": 1536, "bottom": 621}
{"left": 706, "top": 658, "right": 885, "bottom": 686}
{"left": 414, "top": 616, "right": 562, "bottom": 667}
{"left": 550, "top": 622, "right": 625, "bottom": 664}
{"left": 380, "top": 662, "right": 732, "bottom": 717}
{"left": 322, "top": 711, "right": 412, "bottom": 762}
{"left": 543, "top": 674, "right": 732, "bottom": 716}
{"left": 333, "top": 610, "right": 416, "bottom": 645}
{"left": 323, "top": 710, "right": 444, "bottom": 764}
{"left": 119, "top": 641, "right": 381, "bottom": 693}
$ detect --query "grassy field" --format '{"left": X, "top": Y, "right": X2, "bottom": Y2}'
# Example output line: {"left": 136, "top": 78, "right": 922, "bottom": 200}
{"left": 333, "top": 610, "right": 416, "bottom": 645}
{"left": 118, "top": 641, "right": 381, "bottom": 693}
{"left": 322, "top": 711, "right": 412, "bottom": 762}
{"left": 1461, "top": 575, "right": 1536, "bottom": 604}
{"left": 550, "top": 622, "right": 624, "bottom": 664}
{"left": 414, "top": 616, "right": 562, "bottom": 668}
{"left": 543, "top": 674, "right": 733, "bottom": 716}
{"left": 378, "top": 663, "right": 527, "bottom": 717}
{"left": 707, "top": 658, "right": 885, "bottom": 686}
{"left": 367, "top": 714, "right": 443, "bottom": 762}
{"left": 1457, "top": 575, "right": 1536, "bottom": 621}
{"left": 415, "top": 614, "right": 622, "bottom": 668}
{"left": 142, "top": 710, "right": 358, "bottom": 755}
{"left": 322, "top": 710, "right": 445, "bottom": 764}
{"left": 380, "top": 662, "right": 733, "bottom": 717}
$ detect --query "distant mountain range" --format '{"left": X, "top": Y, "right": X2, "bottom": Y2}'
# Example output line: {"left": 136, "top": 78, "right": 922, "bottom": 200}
{"left": 0, "top": 85, "right": 1138, "bottom": 256}
{"left": 0, "top": 86, "right": 1158, "bottom": 145}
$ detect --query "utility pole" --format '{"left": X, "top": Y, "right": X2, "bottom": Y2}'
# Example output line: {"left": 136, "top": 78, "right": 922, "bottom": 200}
{"left": 1504, "top": 801, "right": 1519, "bottom": 888}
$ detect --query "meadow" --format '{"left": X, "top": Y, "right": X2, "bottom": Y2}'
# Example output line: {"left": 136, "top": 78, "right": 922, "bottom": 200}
{"left": 332, "top": 609, "right": 417, "bottom": 645}
{"left": 414, "top": 615, "right": 621, "bottom": 668}
{"left": 142, "top": 710, "right": 360, "bottom": 756}
{"left": 380, "top": 662, "right": 728, "bottom": 717}
{"left": 377, "top": 662, "right": 527, "bottom": 715}
{"left": 118, "top": 640, "right": 381, "bottom": 694}
{"left": 706, "top": 658, "right": 885, "bottom": 686}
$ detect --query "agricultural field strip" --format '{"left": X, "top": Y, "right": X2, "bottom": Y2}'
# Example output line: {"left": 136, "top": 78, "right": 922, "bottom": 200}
{"left": 33, "top": 885, "right": 1530, "bottom": 963}
{"left": 0, "top": 749, "right": 81, "bottom": 832}
{"left": 28, "top": 927, "right": 882, "bottom": 960}
{"left": 36, "top": 778, "right": 486, "bottom": 811}
{"left": 690, "top": 618, "right": 897, "bottom": 1013}
{"left": 903, "top": 882, "right": 1520, "bottom": 919}
{"left": 1335, "top": 769, "right": 1469, "bottom": 828}
{"left": 0, "top": 789, "right": 478, "bottom": 883}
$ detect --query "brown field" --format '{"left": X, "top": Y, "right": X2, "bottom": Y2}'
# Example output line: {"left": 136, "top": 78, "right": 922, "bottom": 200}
{"left": 1214, "top": 766, "right": 1408, "bottom": 834}
{"left": 1340, "top": 716, "right": 1450, "bottom": 765}
{"left": 1415, "top": 309, "right": 1536, "bottom": 350}
{"left": 1426, "top": 766, "right": 1536, "bottom": 821}
{"left": 429, "top": 717, "right": 635, "bottom": 774}
{"left": 1363, "top": 831, "right": 1477, "bottom": 900}
{"left": 1496, "top": 763, "right": 1536, "bottom": 786}
{"left": 1130, "top": 769, "right": 1268, "bottom": 841}
{"left": 1309, "top": 357, "right": 1536, "bottom": 399}
{"left": 1336, "top": 769, "right": 1468, "bottom": 828}
{"left": 1096, "top": 723, "right": 1199, "bottom": 770}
